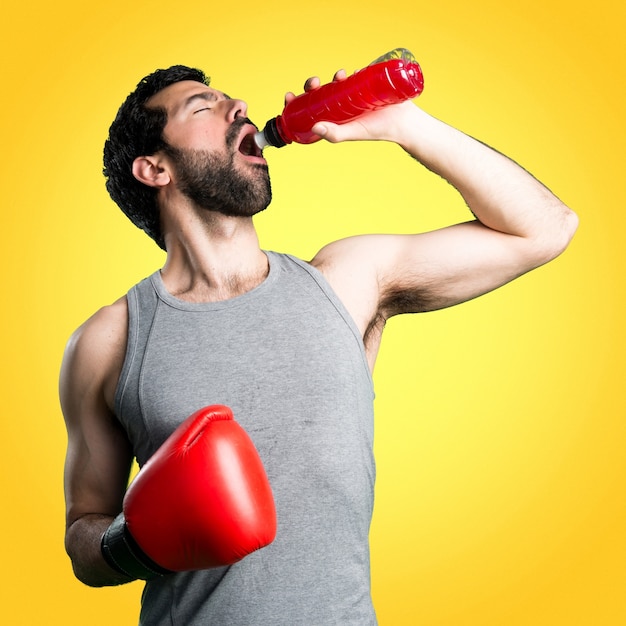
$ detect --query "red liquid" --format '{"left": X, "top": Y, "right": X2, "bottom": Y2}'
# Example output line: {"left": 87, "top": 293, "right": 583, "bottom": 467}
{"left": 260, "top": 57, "right": 424, "bottom": 147}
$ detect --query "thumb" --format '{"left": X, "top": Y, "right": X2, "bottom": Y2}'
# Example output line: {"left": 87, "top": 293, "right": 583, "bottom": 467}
{"left": 311, "top": 121, "right": 351, "bottom": 144}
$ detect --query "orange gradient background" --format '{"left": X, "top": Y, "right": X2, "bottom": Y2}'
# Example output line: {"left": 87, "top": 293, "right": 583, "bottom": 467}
{"left": 1, "top": 0, "right": 624, "bottom": 624}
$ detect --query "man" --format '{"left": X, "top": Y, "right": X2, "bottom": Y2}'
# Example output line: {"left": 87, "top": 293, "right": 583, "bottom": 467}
{"left": 59, "top": 64, "right": 577, "bottom": 624}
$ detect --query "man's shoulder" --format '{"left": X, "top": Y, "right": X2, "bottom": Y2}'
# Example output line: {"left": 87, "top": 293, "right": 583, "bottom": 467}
{"left": 61, "top": 296, "right": 129, "bottom": 394}
{"left": 70, "top": 296, "right": 129, "bottom": 350}
{"left": 309, "top": 234, "right": 386, "bottom": 284}
{"left": 307, "top": 237, "right": 385, "bottom": 347}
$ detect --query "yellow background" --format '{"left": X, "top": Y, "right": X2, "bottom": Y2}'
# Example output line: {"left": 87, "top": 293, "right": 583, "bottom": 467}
{"left": 1, "top": 0, "right": 624, "bottom": 624}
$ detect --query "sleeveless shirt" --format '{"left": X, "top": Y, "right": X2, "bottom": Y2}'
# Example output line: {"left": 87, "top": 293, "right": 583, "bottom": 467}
{"left": 114, "top": 251, "right": 377, "bottom": 625}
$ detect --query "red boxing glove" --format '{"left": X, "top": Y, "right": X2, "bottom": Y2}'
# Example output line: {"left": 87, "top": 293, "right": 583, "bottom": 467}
{"left": 101, "top": 405, "right": 276, "bottom": 579}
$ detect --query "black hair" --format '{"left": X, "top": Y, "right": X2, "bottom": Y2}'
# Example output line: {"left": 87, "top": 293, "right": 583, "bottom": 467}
{"left": 103, "top": 65, "right": 210, "bottom": 250}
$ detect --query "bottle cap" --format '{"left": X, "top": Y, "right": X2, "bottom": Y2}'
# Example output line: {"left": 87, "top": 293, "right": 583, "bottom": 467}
{"left": 256, "top": 118, "right": 288, "bottom": 149}
{"left": 254, "top": 130, "right": 269, "bottom": 150}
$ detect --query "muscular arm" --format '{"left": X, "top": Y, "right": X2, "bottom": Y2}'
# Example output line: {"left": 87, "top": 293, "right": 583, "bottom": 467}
{"left": 311, "top": 98, "right": 578, "bottom": 357}
{"left": 378, "top": 104, "right": 577, "bottom": 313}
{"left": 60, "top": 298, "right": 134, "bottom": 587}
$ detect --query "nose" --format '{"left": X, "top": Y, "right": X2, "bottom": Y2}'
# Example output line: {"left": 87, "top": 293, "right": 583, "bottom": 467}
{"left": 226, "top": 99, "right": 248, "bottom": 123}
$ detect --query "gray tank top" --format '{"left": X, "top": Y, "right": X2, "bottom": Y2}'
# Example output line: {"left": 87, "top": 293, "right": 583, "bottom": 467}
{"left": 115, "top": 251, "right": 377, "bottom": 625}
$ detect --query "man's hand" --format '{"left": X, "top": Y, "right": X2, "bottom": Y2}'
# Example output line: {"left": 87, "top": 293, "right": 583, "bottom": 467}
{"left": 284, "top": 68, "right": 418, "bottom": 145}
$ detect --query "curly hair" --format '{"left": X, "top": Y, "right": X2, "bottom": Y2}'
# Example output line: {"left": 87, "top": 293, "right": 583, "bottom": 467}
{"left": 103, "top": 65, "right": 210, "bottom": 250}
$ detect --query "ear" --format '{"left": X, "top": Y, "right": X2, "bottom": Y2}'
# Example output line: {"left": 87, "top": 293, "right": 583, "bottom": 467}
{"left": 132, "top": 155, "right": 171, "bottom": 188}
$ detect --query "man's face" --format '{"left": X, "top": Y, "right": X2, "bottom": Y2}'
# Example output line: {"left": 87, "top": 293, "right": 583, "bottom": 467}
{"left": 147, "top": 81, "right": 271, "bottom": 217}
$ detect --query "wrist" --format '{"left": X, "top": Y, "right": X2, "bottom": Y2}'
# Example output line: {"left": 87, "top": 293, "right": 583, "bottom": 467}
{"left": 101, "top": 513, "right": 171, "bottom": 581}
{"left": 378, "top": 101, "right": 429, "bottom": 149}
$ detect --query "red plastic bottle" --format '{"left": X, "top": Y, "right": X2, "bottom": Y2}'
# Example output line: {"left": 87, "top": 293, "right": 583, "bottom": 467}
{"left": 255, "top": 48, "right": 424, "bottom": 149}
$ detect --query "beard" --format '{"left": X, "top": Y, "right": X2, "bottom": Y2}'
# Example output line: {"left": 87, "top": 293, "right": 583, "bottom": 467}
{"left": 165, "top": 119, "right": 272, "bottom": 218}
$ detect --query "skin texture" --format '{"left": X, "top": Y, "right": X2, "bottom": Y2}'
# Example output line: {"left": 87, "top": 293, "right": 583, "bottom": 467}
{"left": 59, "top": 71, "right": 578, "bottom": 587}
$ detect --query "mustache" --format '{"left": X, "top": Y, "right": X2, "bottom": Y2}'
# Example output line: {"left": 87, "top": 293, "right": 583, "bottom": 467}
{"left": 226, "top": 117, "right": 257, "bottom": 150}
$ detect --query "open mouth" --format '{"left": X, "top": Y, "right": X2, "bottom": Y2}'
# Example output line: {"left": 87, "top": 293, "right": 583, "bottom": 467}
{"left": 238, "top": 128, "right": 264, "bottom": 158}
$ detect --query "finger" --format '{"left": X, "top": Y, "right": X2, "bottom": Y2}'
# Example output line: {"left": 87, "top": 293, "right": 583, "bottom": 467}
{"left": 284, "top": 91, "right": 296, "bottom": 106}
{"left": 303, "top": 76, "right": 321, "bottom": 91}
{"left": 332, "top": 69, "right": 347, "bottom": 82}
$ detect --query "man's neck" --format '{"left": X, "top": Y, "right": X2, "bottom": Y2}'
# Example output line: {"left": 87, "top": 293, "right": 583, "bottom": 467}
{"left": 159, "top": 211, "right": 269, "bottom": 303}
